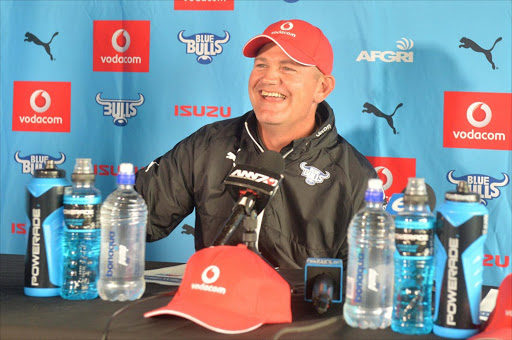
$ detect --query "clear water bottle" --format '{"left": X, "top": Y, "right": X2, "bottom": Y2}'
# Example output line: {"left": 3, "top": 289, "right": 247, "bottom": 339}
{"left": 343, "top": 178, "right": 395, "bottom": 329}
{"left": 98, "top": 163, "right": 147, "bottom": 301}
{"left": 61, "top": 158, "right": 102, "bottom": 300}
{"left": 391, "top": 178, "right": 435, "bottom": 334}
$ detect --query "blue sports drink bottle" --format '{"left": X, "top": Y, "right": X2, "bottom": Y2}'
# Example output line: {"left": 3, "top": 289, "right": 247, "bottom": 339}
{"left": 433, "top": 181, "right": 488, "bottom": 339}
{"left": 24, "top": 160, "right": 70, "bottom": 297}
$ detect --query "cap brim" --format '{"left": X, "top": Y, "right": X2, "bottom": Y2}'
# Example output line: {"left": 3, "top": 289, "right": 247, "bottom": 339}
{"left": 144, "top": 295, "right": 264, "bottom": 334}
{"left": 243, "top": 35, "right": 316, "bottom": 67}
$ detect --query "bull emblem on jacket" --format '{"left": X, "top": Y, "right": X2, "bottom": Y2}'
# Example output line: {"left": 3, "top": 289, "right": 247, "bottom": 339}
{"left": 300, "top": 162, "right": 330, "bottom": 186}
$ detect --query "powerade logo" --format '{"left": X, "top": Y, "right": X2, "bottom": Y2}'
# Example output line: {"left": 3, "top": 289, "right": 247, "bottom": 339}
{"left": 447, "top": 170, "right": 509, "bottom": 205}
{"left": 93, "top": 21, "right": 150, "bottom": 72}
{"left": 106, "top": 231, "right": 115, "bottom": 277}
{"left": 356, "top": 38, "right": 414, "bottom": 63}
{"left": 354, "top": 251, "right": 365, "bottom": 302}
{"left": 444, "top": 92, "right": 512, "bottom": 150}
{"left": 446, "top": 237, "right": 459, "bottom": 326}
{"left": 31, "top": 208, "right": 41, "bottom": 286}
{"left": 12, "top": 81, "right": 71, "bottom": 132}
{"left": 178, "top": 30, "right": 230, "bottom": 64}
{"left": 96, "top": 92, "right": 145, "bottom": 126}
{"left": 15, "top": 151, "right": 66, "bottom": 175}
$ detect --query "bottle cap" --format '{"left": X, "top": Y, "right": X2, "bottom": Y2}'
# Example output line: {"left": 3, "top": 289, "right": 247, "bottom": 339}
{"left": 404, "top": 177, "right": 429, "bottom": 204}
{"left": 72, "top": 158, "right": 96, "bottom": 182}
{"left": 34, "top": 160, "right": 66, "bottom": 178}
{"left": 117, "top": 162, "right": 135, "bottom": 185}
{"left": 445, "top": 180, "right": 480, "bottom": 203}
{"left": 365, "top": 178, "right": 384, "bottom": 202}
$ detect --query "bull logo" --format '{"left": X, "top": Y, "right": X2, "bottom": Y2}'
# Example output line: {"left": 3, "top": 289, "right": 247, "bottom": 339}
{"left": 15, "top": 151, "right": 66, "bottom": 175}
{"left": 300, "top": 162, "right": 330, "bottom": 186}
{"left": 96, "top": 93, "right": 145, "bottom": 126}
{"left": 447, "top": 170, "right": 509, "bottom": 205}
{"left": 178, "top": 30, "right": 230, "bottom": 64}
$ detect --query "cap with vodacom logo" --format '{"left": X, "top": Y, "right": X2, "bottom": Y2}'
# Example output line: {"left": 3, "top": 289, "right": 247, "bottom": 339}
{"left": 243, "top": 19, "right": 334, "bottom": 75}
{"left": 144, "top": 244, "right": 292, "bottom": 334}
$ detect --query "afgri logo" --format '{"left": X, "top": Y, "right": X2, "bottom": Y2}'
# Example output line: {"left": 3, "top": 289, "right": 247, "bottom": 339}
{"left": 12, "top": 81, "right": 71, "bottom": 132}
{"left": 14, "top": 151, "right": 66, "bottom": 175}
{"left": 178, "top": 30, "right": 230, "bottom": 64}
{"left": 444, "top": 91, "right": 512, "bottom": 150}
{"left": 93, "top": 21, "right": 150, "bottom": 72}
{"left": 366, "top": 156, "right": 416, "bottom": 201}
{"left": 356, "top": 38, "right": 414, "bottom": 63}
{"left": 174, "top": 0, "right": 234, "bottom": 11}
{"left": 447, "top": 170, "right": 509, "bottom": 205}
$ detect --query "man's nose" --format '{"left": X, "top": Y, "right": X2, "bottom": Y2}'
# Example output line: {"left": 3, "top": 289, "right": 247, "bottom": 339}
{"left": 261, "top": 67, "right": 280, "bottom": 85}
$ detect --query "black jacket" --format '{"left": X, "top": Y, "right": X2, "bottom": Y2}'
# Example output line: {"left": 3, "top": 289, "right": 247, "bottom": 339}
{"left": 135, "top": 101, "right": 377, "bottom": 269}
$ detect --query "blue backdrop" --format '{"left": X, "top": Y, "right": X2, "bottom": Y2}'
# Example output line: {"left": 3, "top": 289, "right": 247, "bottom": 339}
{"left": 1, "top": 0, "right": 510, "bottom": 287}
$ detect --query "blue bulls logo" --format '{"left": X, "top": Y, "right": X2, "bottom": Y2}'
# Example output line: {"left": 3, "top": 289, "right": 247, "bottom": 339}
{"left": 300, "top": 162, "right": 330, "bottom": 186}
{"left": 447, "top": 170, "right": 509, "bottom": 205}
{"left": 178, "top": 30, "right": 230, "bottom": 64}
{"left": 96, "top": 93, "right": 145, "bottom": 126}
{"left": 15, "top": 151, "right": 66, "bottom": 175}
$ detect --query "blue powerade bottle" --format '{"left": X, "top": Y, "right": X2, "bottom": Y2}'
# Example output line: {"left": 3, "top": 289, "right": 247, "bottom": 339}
{"left": 433, "top": 181, "right": 488, "bottom": 339}
{"left": 24, "top": 160, "right": 70, "bottom": 297}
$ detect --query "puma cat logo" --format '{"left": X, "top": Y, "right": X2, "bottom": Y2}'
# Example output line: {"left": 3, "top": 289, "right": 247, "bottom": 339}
{"left": 181, "top": 224, "right": 195, "bottom": 236}
{"left": 362, "top": 102, "right": 403, "bottom": 135}
{"left": 459, "top": 37, "right": 502, "bottom": 70}
{"left": 24, "top": 32, "right": 59, "bottom": 61}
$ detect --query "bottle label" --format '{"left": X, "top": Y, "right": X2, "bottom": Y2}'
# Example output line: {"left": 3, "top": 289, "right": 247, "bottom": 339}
{"left": 395, "top": 227, "right": 434, "bottom": 257}
{"left": 63, "top": 199, "right": 101, "bottom": 230}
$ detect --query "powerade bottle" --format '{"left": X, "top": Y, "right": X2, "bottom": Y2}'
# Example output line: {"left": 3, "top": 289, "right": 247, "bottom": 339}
{"left": 24, "top": 160, "right": 70, "bottom": 297}
{"left": 98, "top": 163, "right": 147, "bottom": 301}
{"left": 392, "top": 177, "right": 435, "bottom": 334}
{"left": 61, "top": 158, "right": 102, "bottom": 300}
{"left": 433, "top": 181, "right": 488, "bottom": 339}
{"left": 343, "top": 178, "right": 395, "bottom": 329}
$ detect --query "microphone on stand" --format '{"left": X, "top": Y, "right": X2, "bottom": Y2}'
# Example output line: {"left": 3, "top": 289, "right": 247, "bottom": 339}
{"left": 211, "top": 150, "right": 285, "bottom": 247}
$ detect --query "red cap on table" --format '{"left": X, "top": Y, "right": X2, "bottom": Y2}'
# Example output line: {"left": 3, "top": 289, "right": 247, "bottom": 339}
{"left": 144, "top": 244, "right": 292, "bottom": 334}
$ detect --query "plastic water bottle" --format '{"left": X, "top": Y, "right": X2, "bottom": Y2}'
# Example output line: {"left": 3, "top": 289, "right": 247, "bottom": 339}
{"left": 98, "top": 163, "right": 147, "bottom": 301}
{"left": 343, "top": 178, "right": 395, "bottom": 329}
{"left": 61, "top": 158, "right": 102, "bottom": 300}
{"left": 391, "top": 178, "right": 435, "bottom": 334}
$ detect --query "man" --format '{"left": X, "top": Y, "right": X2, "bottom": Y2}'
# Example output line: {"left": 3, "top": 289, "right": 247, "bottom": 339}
{"left": 135, "top": 19, "right": 377, "bottom": 269}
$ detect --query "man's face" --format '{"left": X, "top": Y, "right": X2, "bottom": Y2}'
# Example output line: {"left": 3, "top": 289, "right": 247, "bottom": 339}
{"left": 248, "top": 43, "right": 324, "bottom": 129}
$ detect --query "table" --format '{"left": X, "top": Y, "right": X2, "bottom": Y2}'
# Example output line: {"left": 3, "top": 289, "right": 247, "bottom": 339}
{"left": 0, "top": 254, "right": 444, "bottom": 339}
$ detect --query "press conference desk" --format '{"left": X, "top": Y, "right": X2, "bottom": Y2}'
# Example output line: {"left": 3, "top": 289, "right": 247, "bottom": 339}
{"left": 0, "top": 254, "right": 444, "bottom": 340}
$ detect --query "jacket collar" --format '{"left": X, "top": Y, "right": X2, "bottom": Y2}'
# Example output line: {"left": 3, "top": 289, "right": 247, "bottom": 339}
{"left": 242, "top": 101, "right": 338, "bottom": 160}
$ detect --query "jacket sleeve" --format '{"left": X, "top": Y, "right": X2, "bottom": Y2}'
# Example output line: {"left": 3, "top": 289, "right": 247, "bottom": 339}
{"left": 135, "top": 137, "right": 196, "bottom": 242}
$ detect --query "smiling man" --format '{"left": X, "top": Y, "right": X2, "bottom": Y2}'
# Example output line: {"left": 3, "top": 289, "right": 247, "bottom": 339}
{"left": 135, "top": 19, "right": 376, "bottom": 270}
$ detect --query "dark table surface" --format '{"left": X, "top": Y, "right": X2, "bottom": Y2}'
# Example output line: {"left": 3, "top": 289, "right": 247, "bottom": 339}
{"left": 0, "top": 254, "right": 445, "bottom": 340}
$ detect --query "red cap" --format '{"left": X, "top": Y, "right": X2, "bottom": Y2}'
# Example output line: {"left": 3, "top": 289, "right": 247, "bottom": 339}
{"left": 243, "top": 19, "right": 334, "bottom": 75}
{"left": 469, "top": 273, "right": 512, "bottom": 340}
{"left": 144, "top": 244, "right": 292, "bottom": 334}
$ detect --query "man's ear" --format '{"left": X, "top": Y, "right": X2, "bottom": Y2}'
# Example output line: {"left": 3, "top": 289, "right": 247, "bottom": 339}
{"left": 314, "top": 74, "right": 335, "bottom": 103}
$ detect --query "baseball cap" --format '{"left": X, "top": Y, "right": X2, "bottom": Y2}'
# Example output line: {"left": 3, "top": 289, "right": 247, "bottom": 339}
{"left": 243, "top": 19, "right": 334, "bottom": 75}
{"left": 144, "top": 244, "right": 292, "bottom": 334}
{"left": 469, "top": 273, "right": 512, "bottom": 340}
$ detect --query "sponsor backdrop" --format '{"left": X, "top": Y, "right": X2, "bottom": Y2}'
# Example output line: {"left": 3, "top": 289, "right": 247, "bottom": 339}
{"left": 1, "top": 0, "right": 510, "bottom": 287}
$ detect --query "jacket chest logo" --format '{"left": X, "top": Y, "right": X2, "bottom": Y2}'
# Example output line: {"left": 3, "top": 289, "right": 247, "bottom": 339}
{"left": 300, "top": 162, "right": 330, "bottom": 186}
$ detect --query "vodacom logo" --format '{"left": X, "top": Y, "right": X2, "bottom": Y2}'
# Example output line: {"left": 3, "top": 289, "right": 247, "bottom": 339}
{"left": 280, "top": 22, "right": 293, "bottom": 30}
{"left": 112, "top": 29, "right": 130, "bottom": 53}
{"left": 30, "top": 90, "right": 51, "bottom": 113}
{"left": 467, "top": 102, "right": 492, "bottom": 128}
{"left": 201, "top": 265, "right": 220, "bottom": 284}
{"left": 375, "top": 166, "right": 393, "bottom": 191}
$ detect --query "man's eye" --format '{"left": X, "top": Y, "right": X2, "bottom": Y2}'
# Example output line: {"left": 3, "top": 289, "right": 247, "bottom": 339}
{"left": 255, "top": 63, "right": 267, "bottom": 68}
{"left": 283, "top": 66, "right": 296, "bottom": 72}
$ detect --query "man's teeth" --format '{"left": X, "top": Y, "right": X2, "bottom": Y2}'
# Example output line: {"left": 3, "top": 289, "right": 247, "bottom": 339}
{"left": 261, "top": 90, "right": 286, "bottom": 99}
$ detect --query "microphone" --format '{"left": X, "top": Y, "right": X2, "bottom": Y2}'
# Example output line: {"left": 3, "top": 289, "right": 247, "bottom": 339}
{"left": 212, "top": 150, "right": 285, "bottom": 247}
{"left": 304, "top": 258, "right": 343, "bottom": 314}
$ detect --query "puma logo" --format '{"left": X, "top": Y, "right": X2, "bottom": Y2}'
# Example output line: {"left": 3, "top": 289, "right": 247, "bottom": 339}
{"left": 24, "top": 32, "right": 59, "bottom": 61}
{"left": 459, "top": 37, "right": 502, "bottom": 70}
{"left": 362, "top": 102, "right": 403, "bottom": 135}
{"left": 181, "top": 224, "right": 195, "bottom": 236}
